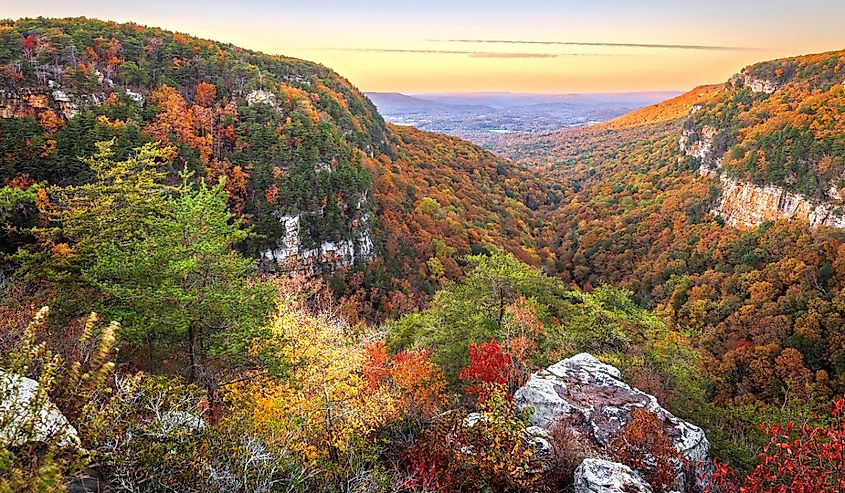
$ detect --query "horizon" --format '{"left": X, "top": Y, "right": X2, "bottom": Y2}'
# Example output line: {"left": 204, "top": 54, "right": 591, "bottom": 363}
{"left": 5, "top": 0, "right": 845, "bottom": 94}
{"left": 366, "top": 90, "right": 685, "bottom": 96}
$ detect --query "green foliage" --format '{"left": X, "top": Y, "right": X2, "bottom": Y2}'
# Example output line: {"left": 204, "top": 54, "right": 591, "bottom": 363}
{"left": 390, "top": 252, "right": 703, "bottom": 404}
{"left": 0, "top": 182, "right": 38, "bottom": 255}
{"left": 16, "top": 141, "right": 275, "bottom": 382}
{"left": 0, "top": 182, "right": 37, "bottom": 228}
{"left": 389, "top": 252, "right": 561, "bottom": 380}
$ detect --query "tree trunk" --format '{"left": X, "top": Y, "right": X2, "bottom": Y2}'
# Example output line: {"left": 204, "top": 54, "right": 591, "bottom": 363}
{"left": 187, "top": 324, "right": 197, "bottom": 383}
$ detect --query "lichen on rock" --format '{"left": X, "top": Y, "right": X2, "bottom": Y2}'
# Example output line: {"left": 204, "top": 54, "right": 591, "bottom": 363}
{"left": 514, "top": 353, "right": 713, "bottom": 492}
{"left": 574, "top": 458, "right": 654, "bottom": 493}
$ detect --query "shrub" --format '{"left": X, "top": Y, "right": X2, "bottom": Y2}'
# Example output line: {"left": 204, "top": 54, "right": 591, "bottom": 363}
{"left": 707, "top": 396, "right": 845, "bottom": 493}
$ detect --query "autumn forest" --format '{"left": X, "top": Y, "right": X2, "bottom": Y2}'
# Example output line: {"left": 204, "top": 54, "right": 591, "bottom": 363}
{"left": 2, "top": 15, "right": 845, "bottom": 493}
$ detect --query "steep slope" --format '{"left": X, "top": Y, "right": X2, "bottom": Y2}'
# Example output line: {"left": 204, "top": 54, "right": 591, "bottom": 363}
{"left": 0, "top": 18, "right": 545, "bottom": 315}
{"left": 511, "top": 51, "right": 845, "bottom": 410}
{"left": 0, "top": 17, "right": 386, "bottom": 270}
{"left": 680, "top": 50, "right": 845, "bottom": 228}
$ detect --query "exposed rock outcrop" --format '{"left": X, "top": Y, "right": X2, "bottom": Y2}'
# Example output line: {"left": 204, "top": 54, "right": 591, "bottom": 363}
{"left": 1, "top": 79, "right": 115, "bottom": 121}
{"left": 261, "top": 210, "right": 374, "bottom": 272}
{"left": 0, "top": 370, "right": 80, "bottom": 448}
{"left": 514, "top": 353, "right": 712, "bottom": 492}
{"left": 679, "top": 94, "right": 845, "bottom": 230}
{"left": 729, "top": 72, "right": 780, "bottom": 94}
{"left": 717, "top": 175, "right": 845, "bottom": 229}
{"left": 246, "top": 89, "right": 277, "bottom": 108}
{"left": 574, "top": 458, "right": 654, "bottom": 493}
{"left": 680, "top": 124, "right": 721, "bottom": 176}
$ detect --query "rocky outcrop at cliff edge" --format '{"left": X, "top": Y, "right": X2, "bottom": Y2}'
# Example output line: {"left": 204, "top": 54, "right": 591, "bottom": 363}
{"left": 728, "top": 72, "right": 780, "bottom": 94}
{"left": 514, "top": 353, "right": 712, "bottom": 492}
{"left": 574, "top": 458, "right": 653, "bottom": 493}
{"left": 679, "top": 123, "right": 721, "bottom": 176}
{"left": 678, "top": 105, "right": 845, "bottom": 230}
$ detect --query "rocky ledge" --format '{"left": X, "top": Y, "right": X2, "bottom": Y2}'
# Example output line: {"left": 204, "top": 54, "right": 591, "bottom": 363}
{"left": 0, "top": 370, "right": 80, "bottom": 449}
{"left": 514, "top": 353, "right": 712, "bottom": 492}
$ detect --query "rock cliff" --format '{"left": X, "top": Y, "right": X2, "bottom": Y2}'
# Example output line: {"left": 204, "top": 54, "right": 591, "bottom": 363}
{"left": 716, "top": 175, "right": 845, "bottom": 229}
{"left": 727, "top": 72, "right": 780, "bottom": 95}
{"left": 678, "top": 52, "right": 845, "bottom": 230}
{"left": 680, "top": 118, "right": 845, "bottom": 229}
{"left": 0, "top": 18, "right": 385, "bottom": 274}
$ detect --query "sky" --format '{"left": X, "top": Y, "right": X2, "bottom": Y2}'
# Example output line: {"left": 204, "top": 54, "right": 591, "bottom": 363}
{"left": 5, "top": 0, "right": 845, "bottom": 94}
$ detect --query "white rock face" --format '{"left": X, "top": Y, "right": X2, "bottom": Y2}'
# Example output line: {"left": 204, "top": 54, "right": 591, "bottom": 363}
{"left": 0, "top": 371, "right": 80, "bottom": 448}
{"left": 729, "top": 73, "right": 780, "bottom": 94}
{"left": 514, "top": 353, "right": 712, "bottom": 492}
{"left": 574, "top": 458, "right": 654, "bottom": 493}
{"left": 124, "top": 88, "right": 145, "bottom": 105}
{"left": 51, "top": 89, "right": 79, "bottom": 118}
{"left": 246, "top": 89, "right": 277, "bottom": 107}
{"left": 263, "top": 214, "right": 302, "bottom": 262}
{"left": 262, "top": 210, "right": 374, "bottom": 271}
{"left": 716, "top": 175, "right": 845, "bottom": 229}
{"left": 679, "top": 105, "right": 845, "bottom": 230}
{"left": 680, "top": 124, "right": 722, "bottom": 177}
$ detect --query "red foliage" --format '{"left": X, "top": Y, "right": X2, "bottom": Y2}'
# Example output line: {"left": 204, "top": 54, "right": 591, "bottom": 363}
{"left": 611, "top": 408, "right": 682, "bottom": 493}
{"left": 362, "top": 341, "right": 389, "bottom": 390}
{"left": 707, "top": 396, "right": 845, "bottom": 493}
{"left": 458, "top": 339, "right": 511, "bottom": 401}
{"left": 362, "top": 341, "right": 446, "bottom": 419}
{"left": 22, "top": 34, "right": 38, "bottom": 57}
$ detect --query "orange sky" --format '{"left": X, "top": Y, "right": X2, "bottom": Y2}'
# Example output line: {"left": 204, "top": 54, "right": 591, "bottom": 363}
{"left": 6, "top": 0, "right": 845, "bottom": 93}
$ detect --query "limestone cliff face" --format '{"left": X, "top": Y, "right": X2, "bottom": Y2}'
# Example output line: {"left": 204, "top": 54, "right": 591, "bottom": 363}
{"left": 680, "top": 126, "right": 845, "bottom": 228}
{"left": 260, "top": 207, "right": 374, "bottom": 272}
{"left": 679, "top": 121, "right": 720, "bottom": 176}
{"left": 716, "top": 176, "right": 845, "bottom": 229}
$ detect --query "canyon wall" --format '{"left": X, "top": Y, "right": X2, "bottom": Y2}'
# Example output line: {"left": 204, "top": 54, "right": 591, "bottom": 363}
{"left": 679, "top": 72, "right": 845, "bottom": 230}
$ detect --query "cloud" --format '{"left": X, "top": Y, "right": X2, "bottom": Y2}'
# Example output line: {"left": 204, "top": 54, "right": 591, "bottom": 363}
{"left": 429, "top": 39, "right": 757, "bottom": 51}
{"left": 323, "top": 48, "right": 622, "bottom": 58}
{"left": 469, "top": 52, "right": 558, "bottom": 59}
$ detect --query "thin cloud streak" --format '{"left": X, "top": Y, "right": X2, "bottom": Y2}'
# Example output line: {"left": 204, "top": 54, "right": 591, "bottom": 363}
{"left": 322, "top": 48, "right": 624, "bottom": 58}
{"left": 430, "top": 39, "right": 759, "bottom": 51}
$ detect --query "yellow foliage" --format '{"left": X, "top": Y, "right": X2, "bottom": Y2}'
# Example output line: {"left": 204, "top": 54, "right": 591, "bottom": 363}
{"left": 236, "top": 298, "right": 400, "bottom": 464}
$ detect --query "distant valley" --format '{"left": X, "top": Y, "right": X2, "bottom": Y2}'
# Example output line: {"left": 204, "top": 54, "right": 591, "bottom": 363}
{"left": 366, "top": 90, "right": 681, "bottom": 149}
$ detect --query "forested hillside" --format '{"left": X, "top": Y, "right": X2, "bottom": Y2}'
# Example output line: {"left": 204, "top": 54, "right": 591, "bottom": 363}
{"left": 3, "top": 17, "right": 845, "bottom": 493}
{"left": 507, "top": 50, "right": 845, "bottom": 478}
{"left": 0, "top": 17, "right": 545, "bottom": 319}
{"left": 682, "top": 50, "right": 845, "bottom": 199}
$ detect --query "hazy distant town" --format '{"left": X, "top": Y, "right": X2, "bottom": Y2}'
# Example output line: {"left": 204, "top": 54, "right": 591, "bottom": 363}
{"left": 366, "top": 91, "right": 681, "bottom": 149}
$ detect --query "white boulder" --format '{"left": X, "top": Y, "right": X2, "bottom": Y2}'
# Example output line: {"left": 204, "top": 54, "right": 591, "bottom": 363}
{"left": 574, "top": 458, "right": 654, "bottom": 493}
{"left": 514, "top": 353, "right": 712, "bottom": 491}
{"left": 0, "top": 370, "right": 80, "bottom": 448}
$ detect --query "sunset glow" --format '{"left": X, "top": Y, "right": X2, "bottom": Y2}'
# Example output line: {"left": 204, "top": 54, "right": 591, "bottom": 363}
{"left": 5, "top": 1, "right": 845, "bottom": 92}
